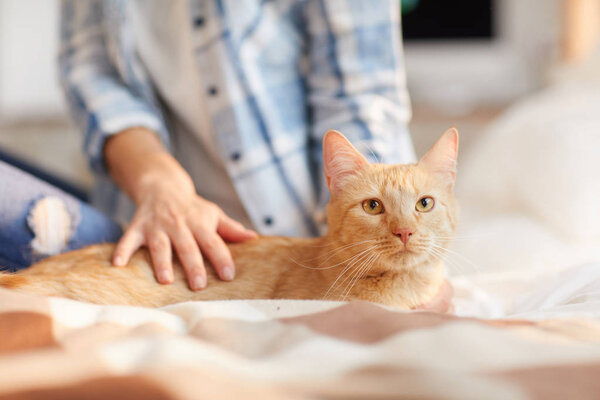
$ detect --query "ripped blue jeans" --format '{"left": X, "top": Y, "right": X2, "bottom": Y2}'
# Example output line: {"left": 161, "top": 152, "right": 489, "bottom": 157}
{"left": 0, "top": 161, "right": 122, "bottom": 271}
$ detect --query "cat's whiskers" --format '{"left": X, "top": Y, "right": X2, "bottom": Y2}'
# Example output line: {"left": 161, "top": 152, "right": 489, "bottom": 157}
{"left": 288, "top": 239, "right": 378, "bottom": 270}
{"left": 337, "top": 252, "right": 375, "bottom": 300}
{"left": 430, "top": 243, "right": 481, "bottom": 272}
{"left": 314, "top": 239, "right": 378, "bottom": 267}
{"left": 323, "top": 247, "right": 377, "bottom": 288}
{"left": 324, "top": 248, "right": 376, "bottom": 300}
{"left": 322, "top": 245, "right": 379, "bottom": 300}
{"left": 365, "top": 243, "right": 398, "bottom": 257}
{"left": 429, "top": 233, "right": 498, "bottom": 240}
{"left": 341, "top": 252, "right": 380, "bottom": 301}
{"left": 303, "top": 238, "right": 376, "bottom": 251}
{"left": 426, "top": 245, "right": 471, "bottom": 274}
{"left": 408, "top": 241, "right": 459, "bottom": 271}
{"left": 425, "top": 246, "right": 460, "bottom": 272}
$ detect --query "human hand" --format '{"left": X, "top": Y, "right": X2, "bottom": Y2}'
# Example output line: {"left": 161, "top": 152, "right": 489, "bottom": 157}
{"left": 413, "top": 279, "right": 454, "bottom": 313}
{"left": 113, "top": 174, "right": 257, "bottom": 290}
{"left": 105, "top": 128, "right": 257, "bottom": 290}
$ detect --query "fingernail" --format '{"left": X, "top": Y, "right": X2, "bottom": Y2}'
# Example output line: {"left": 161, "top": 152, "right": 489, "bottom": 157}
{"left": 221, "top": 265, "right": 235, "bottom": 281}
{"left": 193, "top": 275, "right": 207, "bottom": 290}
{"left": 158, "top": 269, "right": 173, "bottom": 284}
{"left": 114, "top": 256, "right": 123, "bottom": 266}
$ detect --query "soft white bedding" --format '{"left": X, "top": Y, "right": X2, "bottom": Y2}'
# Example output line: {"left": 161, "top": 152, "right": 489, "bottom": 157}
{"left": 2, "top": 288, "right": 600, "bottom": 399}
{"left": 454, "top": 262, "right": 600, "bottom": 320}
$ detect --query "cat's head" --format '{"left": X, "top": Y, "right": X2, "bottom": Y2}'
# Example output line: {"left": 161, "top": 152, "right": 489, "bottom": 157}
{"left": 323, "top": 128, "right": 459, "bottom": 271}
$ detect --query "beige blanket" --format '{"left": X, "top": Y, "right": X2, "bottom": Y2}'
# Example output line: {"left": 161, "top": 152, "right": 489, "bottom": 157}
{"left": 1, "top": 288, "right": 599, "bottom": 399}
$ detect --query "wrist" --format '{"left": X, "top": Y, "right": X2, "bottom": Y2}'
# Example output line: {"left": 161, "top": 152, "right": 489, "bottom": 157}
{"left": 104, "top": 127, "right": 195, "bottom": 204}
{"left": 133, "top": 153, "right": 195, "bottom": 204}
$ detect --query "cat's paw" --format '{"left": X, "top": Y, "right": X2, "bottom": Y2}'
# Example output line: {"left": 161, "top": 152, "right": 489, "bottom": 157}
{"left": 413, "top": 279, "right": 454, "bottom": 314}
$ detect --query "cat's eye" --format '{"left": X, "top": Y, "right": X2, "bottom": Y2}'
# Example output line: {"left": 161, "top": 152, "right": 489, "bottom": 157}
{"left": 415, "top": 196, "right": 435, "bottom": 213}
{"left": 362, "top": 199, "right": 384, "bottom": 215}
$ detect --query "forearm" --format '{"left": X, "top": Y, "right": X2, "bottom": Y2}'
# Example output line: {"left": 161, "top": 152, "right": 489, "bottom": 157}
{"left": 59, "top": 1, "right": 170, "bottom": 174}
{"left": 104, "top": 128, "right": 194, "bottom": 204}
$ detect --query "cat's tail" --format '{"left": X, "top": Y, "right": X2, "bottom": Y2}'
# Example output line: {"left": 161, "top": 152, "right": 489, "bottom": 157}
{"left": 0, "top": 272, "right": 28, "bottom": 289}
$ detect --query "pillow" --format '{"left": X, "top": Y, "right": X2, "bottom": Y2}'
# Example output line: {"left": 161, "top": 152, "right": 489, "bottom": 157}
{"left": 458, "top": 83, "right": 600, "bottom": 242}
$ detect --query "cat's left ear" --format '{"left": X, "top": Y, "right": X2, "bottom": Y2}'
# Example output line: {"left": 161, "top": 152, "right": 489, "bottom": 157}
{"left": 419, "top": 127, "right": 459, "bottom": 188}
{"left": 323, "top": 130, "right": 369, "bottom": 194}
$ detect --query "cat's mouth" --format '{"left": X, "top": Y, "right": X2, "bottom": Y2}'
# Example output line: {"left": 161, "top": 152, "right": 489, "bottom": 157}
{"left": 391, "top": 242, "right": 433, "bottom": 258}
{"left": 392, "top": 246, "right": 418, "bottom": 256}
{"left": 379, "top": 241, "right": 427, "bottom": 260}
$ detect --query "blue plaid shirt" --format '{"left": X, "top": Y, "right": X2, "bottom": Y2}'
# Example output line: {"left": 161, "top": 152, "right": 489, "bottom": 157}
{"left": 59, "top": 0, "right": 415, "bottom": 237}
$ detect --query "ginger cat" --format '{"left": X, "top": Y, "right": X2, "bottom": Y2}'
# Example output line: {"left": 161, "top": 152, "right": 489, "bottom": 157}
{"left": 0, "top": 129, "right": 459, "bottom": 309}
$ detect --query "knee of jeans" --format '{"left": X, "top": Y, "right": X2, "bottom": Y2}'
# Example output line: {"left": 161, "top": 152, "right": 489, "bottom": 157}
{"left": 27, "top": 196, "right": 78, "bottom": 257}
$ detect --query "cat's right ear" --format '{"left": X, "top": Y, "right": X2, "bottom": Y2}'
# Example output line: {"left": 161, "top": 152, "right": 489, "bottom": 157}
{"left": 323, "top": 130, "right": 369, "bottom": 194}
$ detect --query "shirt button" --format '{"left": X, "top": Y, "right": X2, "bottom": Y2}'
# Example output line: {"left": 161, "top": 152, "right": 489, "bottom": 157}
{"left": 264, "top": 216, "right": 274, "bottom": 226}
{"left": 194, "top": 16, "right": 205, "bottom": 27}
{"left": 230, "top": 152, "right": 241, "bottom": 161}
{"left": 208, "top": 86, "right": 218, "bottom": 96}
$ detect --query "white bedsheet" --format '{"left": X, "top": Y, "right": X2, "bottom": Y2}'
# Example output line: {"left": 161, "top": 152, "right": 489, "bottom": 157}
{"left": 454, "top": 262, "right": 600, "bottom": 320}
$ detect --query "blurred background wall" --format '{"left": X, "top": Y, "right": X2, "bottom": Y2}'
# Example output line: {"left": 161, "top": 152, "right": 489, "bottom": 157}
{"left": 0, "top": 0, "right": 92, "bottom": 191}
{"left": 0, "top": 0, "right": 594, "bottom": 193}
{"left": 0, "top": 0, "right": 64, "bottom": 119}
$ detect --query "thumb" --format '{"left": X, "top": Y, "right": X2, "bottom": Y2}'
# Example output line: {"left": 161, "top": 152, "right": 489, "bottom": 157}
{"left": 112, "top": 227, "right": 144, "bottom": 266}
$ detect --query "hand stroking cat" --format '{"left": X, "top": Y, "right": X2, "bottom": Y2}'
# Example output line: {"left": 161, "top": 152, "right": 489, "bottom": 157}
{"left": 0, "top": 128, "right": 459, "bottom": 309}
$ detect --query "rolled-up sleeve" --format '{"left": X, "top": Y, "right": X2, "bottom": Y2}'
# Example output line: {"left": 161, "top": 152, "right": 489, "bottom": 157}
{"left": 58, "top": 0, "right": 170, "bottom": 174}
{"left": 304, "top": 0, "right": 416, "bottom": 209}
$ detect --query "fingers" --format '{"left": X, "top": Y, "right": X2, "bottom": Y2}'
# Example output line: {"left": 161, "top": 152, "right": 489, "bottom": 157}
{"left": 170, "top": 227, "right": 206, "bottom": 291}
{"left": 217, "top": 213, "right": 258, "bottom": 243}
{"left": 147, "top": 231, "right": 174, "bottom": 284}
{"left": 113, "top": 226, "right": 144, "bottom": 266}
{"left": 122, "top": 195, "right": 248, "bottom": 287}
{"left": 194, "top": 229, "right": 235, "bottom": 281}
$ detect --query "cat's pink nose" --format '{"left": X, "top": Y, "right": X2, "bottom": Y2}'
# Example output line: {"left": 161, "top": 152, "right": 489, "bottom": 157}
{"left": 394, "top": 228, "right": 413, "bottom": 245}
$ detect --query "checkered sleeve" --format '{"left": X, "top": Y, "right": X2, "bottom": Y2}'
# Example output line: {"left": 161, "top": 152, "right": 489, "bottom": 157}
{"left": 304, "top": 0, "right": 415, "bottom": 211}
{"left": 58, "top": 0, "right": 170, "bottom": 174}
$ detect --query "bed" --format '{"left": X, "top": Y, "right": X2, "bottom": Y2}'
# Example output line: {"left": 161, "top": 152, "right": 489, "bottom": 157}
{"left": 3, "top": 47, "right": 600, "bottom": 400}
{"left": 1, "top": 278, "right": 600, "bottom": 399}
